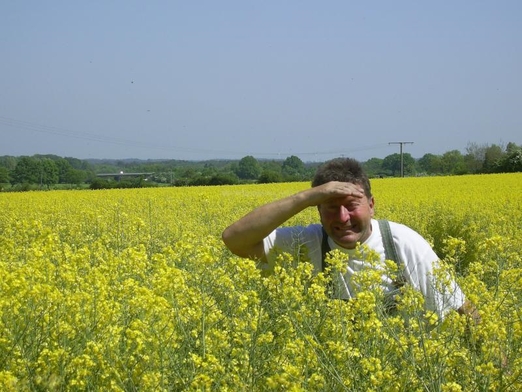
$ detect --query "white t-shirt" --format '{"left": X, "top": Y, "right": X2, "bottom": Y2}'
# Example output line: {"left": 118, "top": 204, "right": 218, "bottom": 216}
{"left": 263, "top": 219, "right": 465, "bottom": 318}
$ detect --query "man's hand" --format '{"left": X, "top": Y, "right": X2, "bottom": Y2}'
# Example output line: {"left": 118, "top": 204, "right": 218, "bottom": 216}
{"left": 458, "top": 300, "right": 481, "bottom": 324}
{"left": 304, "top": 181, "right": 365, "bottom": 207}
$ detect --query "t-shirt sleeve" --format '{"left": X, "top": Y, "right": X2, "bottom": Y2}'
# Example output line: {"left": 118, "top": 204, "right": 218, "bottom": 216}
{"left": 393, "top": 223, "right": 466, "bottom": 318}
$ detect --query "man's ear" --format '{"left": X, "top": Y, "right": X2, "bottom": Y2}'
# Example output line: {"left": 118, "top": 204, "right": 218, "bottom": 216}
{"left": 369, "top": 196, "right": 375, "bottom": 217}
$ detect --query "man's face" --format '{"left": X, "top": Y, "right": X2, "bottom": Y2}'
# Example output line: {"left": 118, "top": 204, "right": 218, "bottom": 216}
{"left": 318, "top": 185, "right": 374, "bottom": 249}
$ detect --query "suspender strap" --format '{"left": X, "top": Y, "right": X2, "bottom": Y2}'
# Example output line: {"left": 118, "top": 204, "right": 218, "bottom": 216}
{"left": 378, "top": 219, "right": 401, "bottom": 267}
{"left": 321, "top": 227, "right": 331, "bottom": 272}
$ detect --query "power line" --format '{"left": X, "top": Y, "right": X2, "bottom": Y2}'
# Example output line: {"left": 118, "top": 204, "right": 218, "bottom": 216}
{"left": 1, "top": 115, "right": 390, "bottom": 160}
{"left": 0, "top": 116, "right": 228, "bottom": 154}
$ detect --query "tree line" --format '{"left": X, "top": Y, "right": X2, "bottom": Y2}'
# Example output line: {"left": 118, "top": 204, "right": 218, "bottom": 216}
{"left": 1, "top": 141, "right": 521, "bottom": 191}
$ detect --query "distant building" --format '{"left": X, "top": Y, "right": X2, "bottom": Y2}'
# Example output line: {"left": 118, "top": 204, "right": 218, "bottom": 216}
{"left": 96, "top": 172, "right": 154, "bottom": 181}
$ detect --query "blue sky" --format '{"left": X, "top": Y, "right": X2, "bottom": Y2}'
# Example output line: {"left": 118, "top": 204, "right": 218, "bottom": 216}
{"left": 1, "top": 1, "right": 521, "bottom": 161}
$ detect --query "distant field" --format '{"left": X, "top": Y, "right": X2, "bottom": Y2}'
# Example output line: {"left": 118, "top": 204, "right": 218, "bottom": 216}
{"left": 1, "top": 173, "right": 521, "bottom": 390}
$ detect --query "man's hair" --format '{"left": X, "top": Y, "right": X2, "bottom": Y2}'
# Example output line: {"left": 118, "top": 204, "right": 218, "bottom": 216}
{"left": 312, "top": 157, "right": 372, "bottom": 197}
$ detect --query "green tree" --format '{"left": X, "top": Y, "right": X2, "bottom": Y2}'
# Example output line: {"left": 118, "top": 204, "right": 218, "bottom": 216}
{"left": 382, "top": 153, "right": 415, "bottom": 177}
{"left": 282, "top": 155, "right": 305, "bottom": 181}
{"left": 12, "top": 156, "right": 40, "bottom": 184}
{"left": 498, "top": 144, "right": 522, "bottom": 172}
{"left": 418, "top": 153, "right": 443, "bottom": 174}
{"left": 258, "top": 170, "right": 283, "bottom": 184}
{"left": 362, "top": 158, "right": 384, "bottom": 177}
{"left": 65, "top": 156, "right": 91, "bottom": 170}
{"left": 441, "top": 150, "right": 467, "bottom": 175}
{"left": 0, "top": 156, "right": 17, "bottom": 171}
{"left": 236, "top": 156, "right": 261, "bottom": 180}
{"left": 464, "top": 142, "right": 487, "bottom": 173}
{"left": 483, "top": 144, "right": 504, "bottom": 173}
{"left": 506, "top": 142, "right": 519, "bottom": 155}
{"left": 260, "top": 160, "right": 283, "bottom": 174}
{"left": 39, "top": 159, "right": 59, "bottom": 187}
{"left": 12, "top": 156, "right": 60, "bottom": 186}
{"left": 207, "top": 172, "right": 239, "bottom": 185}
{"left": 65, "top": 168, "right": 88, "bottom": 185}
{"left": 0, "top": 167, "right": 10, "bottom": 183}
{"left": 55, "top": 158, "right": 74, "bottom": 183}
{"left": 202, "top": 162, "right": 218, "bottom": 177}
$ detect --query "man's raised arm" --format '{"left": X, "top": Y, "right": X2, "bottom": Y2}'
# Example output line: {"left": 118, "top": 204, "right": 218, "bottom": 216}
{"left": 221, "top": 182, "right": 363, "bottom": 260}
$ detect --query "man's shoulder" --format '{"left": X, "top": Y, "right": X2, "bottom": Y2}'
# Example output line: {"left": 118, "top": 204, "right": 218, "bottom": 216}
{"left": 269, "top": 224, "right": 323, "bottom": 253}
{"left": 270, "top": 224, "right": 324, "bottom": 253}
{"left": 377, "top": 219, "right": 419, "bottom": 236}
{"left": 378, "top": 219, "right": 433, "bottom": 254}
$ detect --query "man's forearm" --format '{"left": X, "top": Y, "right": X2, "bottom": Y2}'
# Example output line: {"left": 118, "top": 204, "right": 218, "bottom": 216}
{"left": 222, "top": 190, "right": 313, "bottom": 259}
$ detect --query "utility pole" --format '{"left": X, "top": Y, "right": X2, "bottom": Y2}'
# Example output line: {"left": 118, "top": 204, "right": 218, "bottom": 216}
{"left": 389, "top": 141, "right": 414, "bottom": 177}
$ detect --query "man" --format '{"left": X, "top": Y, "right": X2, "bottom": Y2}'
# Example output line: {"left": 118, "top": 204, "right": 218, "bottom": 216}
{"left": 222, "top": 157, "right": 476, "bottom": 319}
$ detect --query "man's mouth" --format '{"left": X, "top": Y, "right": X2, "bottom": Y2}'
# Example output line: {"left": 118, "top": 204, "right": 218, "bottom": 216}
{"left": 335, "top": 224, "right": 356, "bottom": 233}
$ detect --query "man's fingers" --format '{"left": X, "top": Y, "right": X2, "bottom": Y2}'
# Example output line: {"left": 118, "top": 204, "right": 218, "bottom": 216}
{"left": 334, "top": 183, "right": 364, "bottom": 197}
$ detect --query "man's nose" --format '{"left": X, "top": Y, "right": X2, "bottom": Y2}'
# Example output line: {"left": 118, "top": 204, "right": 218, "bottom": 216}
{"left": 338, "top": 206, "right": 350, "bottom": 221}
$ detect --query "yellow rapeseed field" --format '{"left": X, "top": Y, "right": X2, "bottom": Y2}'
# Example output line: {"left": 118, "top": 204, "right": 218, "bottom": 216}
{"left": 1, "top": 173, "right": 521, "bottom": 391}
